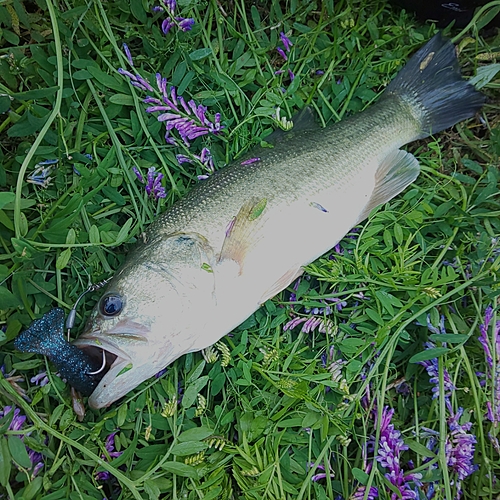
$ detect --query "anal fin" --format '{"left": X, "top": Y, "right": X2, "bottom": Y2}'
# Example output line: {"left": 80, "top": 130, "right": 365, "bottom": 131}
{"left": 259, "top": 266, "right": 304, "bottom": 305}
{"left": 356, "top": 149, "right": 420, "bottom": 224}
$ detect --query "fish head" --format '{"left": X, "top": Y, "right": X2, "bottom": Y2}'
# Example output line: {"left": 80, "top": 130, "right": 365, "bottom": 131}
{"left": 74, "top": 232, "right": 218, "bottom": 409}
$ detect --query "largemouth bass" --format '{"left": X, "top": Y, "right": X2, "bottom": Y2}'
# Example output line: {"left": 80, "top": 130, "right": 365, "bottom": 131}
{"left": 16, "top": 34, "right": 485, "bottom": 409}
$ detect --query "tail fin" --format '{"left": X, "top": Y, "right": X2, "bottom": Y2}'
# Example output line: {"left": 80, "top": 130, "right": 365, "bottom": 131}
{"left": 14, "top": 307, "right": 65, "bottom": 356}
{"left": 384, "top": 33, "right": 485, "bottom": 138}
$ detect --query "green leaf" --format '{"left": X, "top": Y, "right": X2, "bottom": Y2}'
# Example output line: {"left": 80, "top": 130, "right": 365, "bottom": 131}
{"left": 406, "top": 439, "right": 436, "bottom": 458}
{"left": 0, "top": 438, "right": 11, "bottom": 486}
{"left": 0, "top": 286, "right": 21, "bottom": 308}
{"left": 65, "top": 228, "right": 76, "bottom": 245}
{"left": 409, "top": 347, "right": 449, "bottom": 363}
{"left": 11, "top": 86, "right": 59, "bottom": 100}
{"left": 23, "top": 476, "right": 43, "bottom": 500}
{"left": 130, "top": 0, "right": 147, "bottom": 23}
{"left": 182, "top": 376, "right": 209, "bottom": 408}
{"left": 161, "top": 461, "right": 198, "bottom": 478}
{"left": 109, "top": 94, "right": 134, "bottom": 106}
{"left": 429, "top": 334, "right": 469, "bottom": 344}
{"left": 56, "top": 248, "right": 72, "bottom": 269}
{"left": 115, "top": 218, "right": 133, "bottom": 245}
{"left": 0, "top": 95, "right": 10, "bottom": 114}
{"left": 170, "top": 441, "right": 208, "bottom": 456}
{"left": 87, "top": 66, "right": 126, "bottom": 93}
{"left": 8, "top": 435, "right": 31, "bottom": 468}
{"left": 177, "top": 426, "right": 213, "bottom": 442}
{"left": 352, "top": 467, "right": 369, "bottom": 484}
{"left": 189, "top": 48, "right": 213, "bottom": 61}
{"left": 89, "top": 225, "right": 100, "bottom": 244}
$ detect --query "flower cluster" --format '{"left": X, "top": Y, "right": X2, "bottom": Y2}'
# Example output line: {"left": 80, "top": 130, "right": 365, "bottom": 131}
{"left": 275, "top": 31, "right": 295, "bottom": 81}
{"left": 96, "top": 431, "right": 123, "bottom": 481}
{"left": 144, "top": 76, "right": 223, "bottom": 145}
{"left": 418, "top": 317, "right": 477, "bottom": 498}
{"left": 478, "top": 305, "right": 500, "bottom": 425}
{"left": 133, "top": 166, "right": 167, "bottom": 200}
{"left": 177, "top": 147, "right": 214, "bottom": 180}
{"left": 0, "top": 406, "right": 44, "bottom": 478}
{"left": 27, "top": 159, "right": 58, "bottom": 188}
{"left": 376, "top": 407, "right": 422, "bottom": 499}
{"left": 153, "top": 0, "right": 194, "bottom": 34}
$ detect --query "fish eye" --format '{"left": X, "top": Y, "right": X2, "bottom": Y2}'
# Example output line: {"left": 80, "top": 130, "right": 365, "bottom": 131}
{"left": 99, "top": 293, "right": 124, "bottom": 318}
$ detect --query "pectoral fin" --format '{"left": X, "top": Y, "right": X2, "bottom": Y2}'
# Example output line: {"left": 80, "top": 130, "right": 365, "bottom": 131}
{"left": 356, "top": 149, "right": 420, "bottom": 224}
{"left": 218, "top": 197, "right": 268, "bottom": 272}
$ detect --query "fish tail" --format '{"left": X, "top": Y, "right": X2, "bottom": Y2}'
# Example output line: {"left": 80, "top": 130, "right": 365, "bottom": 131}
{"left": 13, "top": 307, "right": 65, "bottom": 356}
{"left": 383, "top": 33, "right": 485, "bottom": 138}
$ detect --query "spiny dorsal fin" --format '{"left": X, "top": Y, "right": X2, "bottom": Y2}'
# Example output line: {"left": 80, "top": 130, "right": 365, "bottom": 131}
{"left": 356, "top": 149, "right": 420, "bottom": 225}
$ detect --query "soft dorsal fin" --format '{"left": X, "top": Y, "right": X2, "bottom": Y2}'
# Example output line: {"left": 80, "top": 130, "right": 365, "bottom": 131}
{"left": 264, "top": 106, "right": 319, "bottom": 146}
{"left": 356, "top": 149, "right": 420, "bottom": 224}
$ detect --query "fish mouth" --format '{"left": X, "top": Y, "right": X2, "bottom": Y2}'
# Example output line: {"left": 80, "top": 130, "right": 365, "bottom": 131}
{"left": 72, "top": 321, "right": 151, "bottom": 408}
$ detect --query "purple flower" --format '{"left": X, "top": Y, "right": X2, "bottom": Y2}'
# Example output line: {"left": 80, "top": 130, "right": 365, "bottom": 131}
{"left": 478, "top": 305, "right": 496, "bottom": 369}
{"left": 155, "top": 0, "right": 195, "bottom": 34}
{"left": 276, "top": 47, "right": 288, "bottom": 61}
{"left": 0, "top": 406, "right": 44, "bottom": 477}
{"left": 375, "top": 407, "right": 422, "bottom": 499}
{"left": 122, "top": 43, "right": 134, "bottom": 66}
{"left": 288, "top": 69, "right": 295, "bottom": 81}
{"left": 351, "top": 485, "right": 379, "bottom": 499}
{"left": 133, "top": 167, "right": 166, "bottom": 199}
{"left": 132, "top": 166, "right": 144, "bottom": 183}
{"left": 309, "top": 463, "right": 335, "bottom": 482}
{"left": 445, "top": 409, "right": 477, "bottom": 483}
{"left": 177, "top": 147, "right": 215, "bottom": 179}
{"left": 178, "top": 17, "right": 194, "bottom": 31}
{"left": 117, "top": 68, "right": 154, "bottom": 92}
{"left": 279, "top": 32, "right": 293, "bottom": 52}
{"left": 0, "top": 406, "right": 26, "bottom": 431}
{"left": 30, "top": 371, "right": 49, "bottom": 386}
{"left": 240, "top": 157, "right": 260, "bottom": 166}
{"left": 96, "top": 431, "right": 123, "bottom": 481}
{"left": 419, "top": 342, "right": 455, "bottom": 408}
{"left": 145, "top": 167, "right": 166, "bottom": 199}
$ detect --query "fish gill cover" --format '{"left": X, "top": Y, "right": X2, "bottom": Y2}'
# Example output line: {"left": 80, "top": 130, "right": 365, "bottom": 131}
{"left": 0, "top": 0, "right": 499, "bottom": 499}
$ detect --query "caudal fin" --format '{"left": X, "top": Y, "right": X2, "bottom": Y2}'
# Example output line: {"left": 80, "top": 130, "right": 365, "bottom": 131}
{"left": 383, "top": 33, "right": 485, "bottom": 138}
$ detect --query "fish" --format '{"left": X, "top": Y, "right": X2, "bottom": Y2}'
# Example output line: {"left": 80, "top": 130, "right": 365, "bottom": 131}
{"left": 14, "top": 308, "right": 104, "bottom": 396}
{"left": 17, "top": 34, "right": 485, "bottom": 409}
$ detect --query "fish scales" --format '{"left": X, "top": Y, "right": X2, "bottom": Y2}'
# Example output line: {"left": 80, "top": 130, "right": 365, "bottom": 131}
{"left": 15, "top": 34, "right": 485, "bottom": 408}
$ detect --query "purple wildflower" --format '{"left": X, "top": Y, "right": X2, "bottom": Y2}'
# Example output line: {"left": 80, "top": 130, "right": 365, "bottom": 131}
{"left": 122, "top": 43, "right": 134, "bottom": 66}
{"left": 96, "top": 431, "right": 123, "bottom": 481}
{"left": 117, "top": 68, "right": 154, "bottom": 92}
{"left": 0, "top": 406, "right": 44, "bottom": 477}
{"left": 240, "top": 157, "right": 261, "bottom": 166}
{"left": 279, "top": 32, "right": 293, "bottom": 52}
{"left": 309, "top": 463, "right": 335, "bottom": 482}
{"left": 176, "top": 147, "right": 215, "bottom": 180}
{"left": 376, "top": 407, "right": 422, "bottom": 499}
{"left": 478, "top": 305, "right": 497, "bottom": 371}
{"left": 445, "top": 408, "right": 477, "bottom": 484}
{"left": 145, "top": 167, "right": 166, "bottom": 199}
{"left": 155, "top": 0, "right": 194, "bottom": 34}
{"left": 419, "top": 342, "right": 455, "bottom": 409}
{"left": 276, "top": 47, "right": 288, "bottom": 61}
{"left": 30, "top": 371, "right": 49, "bottom": 386}
{"left": 178, "top": 17, "right": 194, "bottom": 31}
{"left": 288, "top": 69, "right": 295, "bottom": 81}
{"left": 132, "top": 166, "right": 144, "bottom": 183}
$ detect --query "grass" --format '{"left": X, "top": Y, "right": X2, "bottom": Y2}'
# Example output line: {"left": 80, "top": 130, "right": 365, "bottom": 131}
{"left": 0, "top": 0, "right": 500, "bottom": 498}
